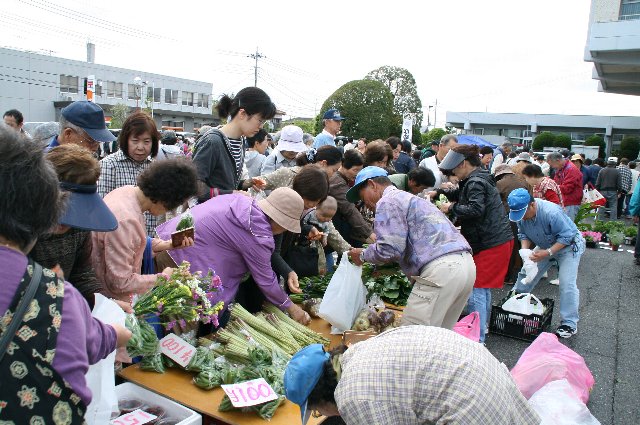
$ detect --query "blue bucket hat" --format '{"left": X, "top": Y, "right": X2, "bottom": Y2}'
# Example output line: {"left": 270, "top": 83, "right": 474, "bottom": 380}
{"left": 59, "top": 181, "right": 118, "bottom": 232}
{"left": 507, "top": 188, "right": 534, "bottom": 222}
{"left": 284, "top": 344, "right": 330, "bottom": 425}
{"left": 322, "top": 108, "right": 346, "bottom": 121}
{"left": 61, "top": 101, "right": 116, "bottom": 143}
{"left": 346, "top": 166, "right": 388, "bottom": 203}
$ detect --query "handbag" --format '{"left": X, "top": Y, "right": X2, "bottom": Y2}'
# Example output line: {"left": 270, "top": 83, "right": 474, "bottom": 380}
{"left": 0, "top": 263, "right": 43, "bottom": 362}
{"left": 285, "top": 243, "right": 319, "bottom": 278}
{"left": 582, "top": 184, "right": 606, "bottom": 208}
{"left": 453, "top": 311, "right": 480, "bottom": 342}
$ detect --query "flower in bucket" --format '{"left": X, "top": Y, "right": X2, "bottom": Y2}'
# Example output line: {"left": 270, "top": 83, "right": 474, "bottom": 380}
{"left": 581, "top": 231, "right": 602, "bottom": 243}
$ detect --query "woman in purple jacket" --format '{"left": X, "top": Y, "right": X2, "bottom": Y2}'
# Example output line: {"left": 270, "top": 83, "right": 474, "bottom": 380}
{"left": 0, "top": 127, "right": 131, "bottom": 423}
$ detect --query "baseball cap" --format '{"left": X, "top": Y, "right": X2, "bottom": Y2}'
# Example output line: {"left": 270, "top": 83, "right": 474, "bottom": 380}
{"left": 570, "top": 154, "right": 583, "bottom": 162}
{"left": 430, "top": 140, "right": 440, "bottom": 146}
{"left": 277, "top": 125, "right": 308, "bottom": 153}
{"left": 257, "top": 187, "right": 304, "bottom": 233}
{"left": 516, "top": 152, "right": 532, "bottom": 163}
{"left": 346, "top": 166, "right": 388, "bottom": 203}
{"left": 607, "top": 156, "right": 618, "bottom": 164}
{"left": 507, "top": 188, "right": 534, "bottom": 222}
{"left": 437, "top": 149, "right": 466, "bottom": 171}
{"left": 59, "top": 181, "right": 118, "bottom": 231}
{"left": 284, "top": 344, "right": 330, "bottom": 425}
{"left": 161, "top": 130, "right": 178, "bottom": 144}
{"left": 322, "top": 108, "right": 346, "bottom": 121}
{"left": 61, "top": 101, "right": 116, "bottom": 143}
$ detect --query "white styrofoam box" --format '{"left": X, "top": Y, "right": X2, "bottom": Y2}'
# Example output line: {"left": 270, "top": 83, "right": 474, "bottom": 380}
{"left": 115, "top": 382, "right": 201, "bottom": 425}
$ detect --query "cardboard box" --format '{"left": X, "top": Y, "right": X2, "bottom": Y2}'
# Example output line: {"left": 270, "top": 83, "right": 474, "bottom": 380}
{"left": 115, "top": 382, "right": 201, "bottom": 425}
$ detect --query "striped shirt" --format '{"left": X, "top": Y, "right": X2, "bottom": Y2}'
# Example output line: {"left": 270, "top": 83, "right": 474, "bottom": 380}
{"left": 97, "top": 150, "right": 159, "bottom": 237}
{"left": 228, "top": 137, "right": 244, "bottom": 178}
{"left": 335, "top": 326, "right": 540, "bottom": 425}
{"left": 617, "top": 165, "right": 632, "bottom": 193}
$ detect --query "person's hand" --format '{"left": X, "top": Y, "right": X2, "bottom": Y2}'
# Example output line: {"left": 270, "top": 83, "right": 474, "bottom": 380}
{"left": 175, "top": 236, "right": 194, "bottom": 250}
{"left": 440, "top": 182, "right": 455, "bottom": 190}
{"left": 368, "top": 232, "right": 377, "bottom": 242}
{"left": 161, "top": 267, "right": 175, "bottom": 277}
{"left": 111, "top": 323, "right": 133, "bottom": 348}
{"left": 529, "top": 250, "right": 549, "bottom": 263}
{"left": 113, "top": 299, "right": 133, "bottom": 314}
{"left": 287, "top": 271, "right": 301, "bottom": 293}
{"left": 51, "top": 264, "right": 65, "bottom": 280}
{"left": 287, "top": 304, "right": 311, "bottom": 325}
{"left": 251, "top": 177, "right": 266, "bottom": 191}
{"left": 307, "top": 227, "right": 324, "bottom": 241}
{"left": 427, "top": 191, "right": 437, "bottom": 200}
{"left": 438, "top": 202, "right": 452, "bottom": 214}
{"left": 634, "top": 216, "right": 639, "bottom": 224}
{"left": 348, "top": 248, "right": 364, "bottom": 266}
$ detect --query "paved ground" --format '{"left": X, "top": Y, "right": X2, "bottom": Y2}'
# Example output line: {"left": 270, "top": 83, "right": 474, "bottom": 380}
{"left": 486, "top": 242, "right": 640, "bottom": 425}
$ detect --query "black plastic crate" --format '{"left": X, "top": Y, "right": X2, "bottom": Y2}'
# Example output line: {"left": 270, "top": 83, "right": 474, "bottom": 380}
{"left": 489, "top": 297, "right": 554, "bottom": 342}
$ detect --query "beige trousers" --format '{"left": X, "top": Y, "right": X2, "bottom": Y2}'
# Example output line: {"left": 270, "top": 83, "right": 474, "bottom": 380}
{"left": 401, "top": 251, "right": 476, "bottom": 330}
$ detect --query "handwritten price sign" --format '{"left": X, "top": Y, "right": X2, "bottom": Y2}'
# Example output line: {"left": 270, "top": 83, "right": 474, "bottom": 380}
{"left": 159, "top": 334, "right": 195, "bottom": 367}
{"left": 110, "top": 409, "right": 157, "bottom": 425}
{"left": 221, "top": 378, "right": 278, "bottom": 408}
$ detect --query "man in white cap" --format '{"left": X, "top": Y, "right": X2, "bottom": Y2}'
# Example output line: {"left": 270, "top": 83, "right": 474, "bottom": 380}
{"left": 261, "top": 125, "right": 308, "bottom": 175}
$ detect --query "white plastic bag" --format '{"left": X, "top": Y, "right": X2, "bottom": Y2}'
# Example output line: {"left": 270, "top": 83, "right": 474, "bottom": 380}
{"left": 84, "top": 294, "right": 126, "bottom": 424}
{"left": 528, "top": 379, "right": 601, "bottom": 425}
{"left": 518, "top": 248, "right": 538, "bottom": 284}
{"left": 502, "top": 293, "right": 544, "bottom": 316}
{"left": 318, "top": 254, "right": 367, "bottom": 332}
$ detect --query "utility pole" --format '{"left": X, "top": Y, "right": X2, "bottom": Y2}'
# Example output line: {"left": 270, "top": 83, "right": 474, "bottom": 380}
{"left": 248, "top": 47, "right": 264, "bottom": 87}
{"left": 433, "top": 99, "right": 438, "bottom": 129}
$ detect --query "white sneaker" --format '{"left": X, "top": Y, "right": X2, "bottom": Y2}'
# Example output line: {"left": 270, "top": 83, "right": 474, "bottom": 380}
{"left": 542, "top": 272, "right": 549, "bottom": 279}
{"left": 550, "top": 279, "right": 559, "bottom": 286}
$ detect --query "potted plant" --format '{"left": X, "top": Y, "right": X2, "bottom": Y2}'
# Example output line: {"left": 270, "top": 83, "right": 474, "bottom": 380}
{"left": 581, "top": 231, "right": 602, "bottom": 248}
{"left": 608, "top": 231, "right": 624, "bottom": 251}
{"left": 624, "top": 225, "right": 638, "bottom": 245}
{"left": 592, "top": 220, "right": 608, "bottom": 242}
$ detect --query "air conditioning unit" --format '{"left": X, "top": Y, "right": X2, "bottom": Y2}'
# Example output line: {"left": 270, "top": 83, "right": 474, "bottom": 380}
{"left": 66, "top": 96, "right": 73, "bottom": 101}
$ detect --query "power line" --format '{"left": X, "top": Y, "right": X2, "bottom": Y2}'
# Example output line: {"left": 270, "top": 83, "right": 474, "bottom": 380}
{"left": 248, "top": 47, "right": 265, "bottom": 87}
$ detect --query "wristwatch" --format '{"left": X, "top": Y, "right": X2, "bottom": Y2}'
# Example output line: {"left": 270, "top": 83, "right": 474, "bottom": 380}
{"left": 547, "top": 248, "right": 553, "bottom": 257}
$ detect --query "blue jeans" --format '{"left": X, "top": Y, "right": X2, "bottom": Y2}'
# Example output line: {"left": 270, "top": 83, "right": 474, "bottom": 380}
{"left": 325, "top": 251, "right": 335, "bottom": 274}
{"left": 564, "top": 204, "right": 580, "bottom": 221}
{"left": 467, "top": 288, "right": 492, "bottom": 343}
{"left": 514, "top": 236, "right": 585, "bottom": 329}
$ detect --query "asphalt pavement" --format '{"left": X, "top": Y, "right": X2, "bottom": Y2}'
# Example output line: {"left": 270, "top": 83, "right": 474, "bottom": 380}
{"left": 486, "top": 241, "right": 640, "bottom": 425}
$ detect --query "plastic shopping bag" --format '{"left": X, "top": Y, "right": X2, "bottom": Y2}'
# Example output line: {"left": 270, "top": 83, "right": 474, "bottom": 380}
{"left": 502, "top": 293, "right": 545, "bottom": 316}
{"left": 510, "top": 332, "right": 595, "bottom": 403}
{"left": 453, "top": 311, "right": 480, "bottom": 342}
{"left": 318, "top": 254, "right": 367, "bottom": 332}
{"left": 582, "top": 185, "right": 606, "bottom": 208}
{"left": 528, "top": 379, "right": 601, "bottom": 425}
{"left": 518, "top": 249, "right": 538, "bottom": 284}
{"left": 84, "top": 294, "right": 126, "bottom": 424}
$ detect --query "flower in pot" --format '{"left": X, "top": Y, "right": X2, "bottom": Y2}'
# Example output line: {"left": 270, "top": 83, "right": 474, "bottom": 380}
{"left": 608, "top": 231, "right": 624, "bottom": 251}
{"left": 624, "top": 225, "right": 638, "bottom": 245}
{"left": 581, "top": 231, "right": 602, "bottom": 248}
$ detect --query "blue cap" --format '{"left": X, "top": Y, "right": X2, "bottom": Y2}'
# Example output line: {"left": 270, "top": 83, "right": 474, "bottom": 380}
{"left": 59, "top": 182, "right": 118, "bottom": 232}
{"left": 322, "top": 108, "right": 346, "bottom": 121}
{"left": 507, "top": 188, "right": 534, "bottom": 222}
{"left": 284, "top": 344, "right": 330, "bottom": 425}
{"left": 346, "top": 166, "right": 388, "bottom": 203}
{"left": 61, "top": 101, "right": 116, "bottom": 143}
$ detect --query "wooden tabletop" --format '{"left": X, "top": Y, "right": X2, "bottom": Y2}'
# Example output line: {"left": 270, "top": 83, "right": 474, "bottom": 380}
{"left": 119, "top": 317, "right": 340, "bottom": 425}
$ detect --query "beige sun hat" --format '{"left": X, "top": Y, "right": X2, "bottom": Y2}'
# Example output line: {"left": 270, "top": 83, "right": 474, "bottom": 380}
{"left": 257, "top": 187, "right": 304, "bottom": 233}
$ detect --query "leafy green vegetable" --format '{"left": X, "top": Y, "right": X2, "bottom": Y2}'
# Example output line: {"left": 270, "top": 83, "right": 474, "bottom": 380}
{"left": 176, "top": 211, "right": 195, "bottom": 231}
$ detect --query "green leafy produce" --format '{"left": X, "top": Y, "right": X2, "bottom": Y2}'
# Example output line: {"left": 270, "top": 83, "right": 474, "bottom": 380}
{"left": 125, "top": 314, "right": 159, "bottom": 358}
{"left": 434, "top": 194, "right": 449, "bottom": 208}
{"left": 139, "top": 353, "right": 165, "bottom": 373}
{"left": 193, "top": 367, "right": 223, "bottom": 390}
{"left": 185, "top": 346, "right": 214, "bottom": 372}
{"left": 163, "top": 355, "right": 177, "bottom": 369}
{"left": 176, "top": 211, "right": 195, "bottom": 231}
{"left": 361, "top": 265, "right": 413, "bottom": 307}
{"left": 289, "top": 274, "right": 333, "bottom": 304}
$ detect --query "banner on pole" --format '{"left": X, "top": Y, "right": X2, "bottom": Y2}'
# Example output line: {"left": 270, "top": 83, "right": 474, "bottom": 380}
{"left": 401, "top": 117, "right": 413, "bottom": 143}
{"left": 87, "top": 75, "right": 96, "bottom": 102}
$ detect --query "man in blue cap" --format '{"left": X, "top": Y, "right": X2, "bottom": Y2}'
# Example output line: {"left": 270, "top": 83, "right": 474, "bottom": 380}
{"left": 46, "top": 101, "right": 116, "bottom": 153}
{"left": 507, "top": 188, "right": 585, "bottom": 338}
{"left": 345, "top": 166, "right": 475, "bottom": 329}
{"left": 313, "top": 108, "right": 345, "bottom": 149}
{"left": 284, "top": 327, "right": 541, "bottom": 424}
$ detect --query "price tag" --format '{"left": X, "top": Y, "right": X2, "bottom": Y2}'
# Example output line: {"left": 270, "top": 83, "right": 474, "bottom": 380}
{"left": 159, "top": 333, "right": 195, "bottom": 367}
{"left": 221, "top": 378, "right": 278, "bottom": 408}
{"left": 110, "top": 409, "right": 157, "bottom": 425}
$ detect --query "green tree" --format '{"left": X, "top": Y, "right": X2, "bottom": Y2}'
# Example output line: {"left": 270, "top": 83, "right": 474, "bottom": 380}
{"left": 422, "top": 128, "right": 446, "bottom": 144}
{"left": 585, "top": 135, "right": 606, "bottom": 158}
{"left": 554, "top": 133, "right": 572, "bottom": 149}
{"left": 619, "top": 136, "right": 640, "bottom": 160}
{"left": 316, "top": 79, "right": 396, "bottom": 140}
{"left": 283, "top": 119, "right": 316, "bottom": 134}
{"left": 365, "top": 65, "right": 423, "bottom": 144}
{"left": 532, "top": 132, "right": 556, "bottom": 150}
{"left": 109, "top": 103, "right": 130, "bottom": 129}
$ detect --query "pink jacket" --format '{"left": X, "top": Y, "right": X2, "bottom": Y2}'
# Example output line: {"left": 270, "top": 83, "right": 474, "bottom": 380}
{"left": 92, "top": 186, "right": 162, "bottom": 301}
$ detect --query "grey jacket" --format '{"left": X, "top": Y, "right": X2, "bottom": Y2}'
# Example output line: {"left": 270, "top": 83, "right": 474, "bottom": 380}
{"left": 595, "top": 165, "right": 621, "bottom": 192}
{"left": 245, "top": 150, "right": 267, "bottom": 178}
{"left": 192, "top": 128, "right": 244, "bottom": 203}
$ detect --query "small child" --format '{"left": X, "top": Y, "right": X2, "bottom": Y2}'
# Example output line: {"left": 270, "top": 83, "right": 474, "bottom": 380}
{"left": 303, "top": 196, "right": 337, "bottom": 247}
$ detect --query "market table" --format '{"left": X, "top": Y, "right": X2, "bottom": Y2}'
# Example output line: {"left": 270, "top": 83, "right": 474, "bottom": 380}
{"left": 119, "top": 317, "right": 342, "bottom": 425}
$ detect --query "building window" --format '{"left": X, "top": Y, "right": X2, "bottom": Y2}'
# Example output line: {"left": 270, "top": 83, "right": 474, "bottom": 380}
{"left": 165, "top": 89, "right": 179, "bottom": 104}
{"left": 473, "top": 128, "right": 484, "bottom": 135}
{"left": 193, "top": 122, "right": 201, "bottom": 129}
{"left": 620, "top": 0, "right": 640, "bottom": 20}
{"left": 182, "top": 91, "right": 194, "bottom": 106}
{"left": 161, "top": 120, "right": 185, "bottom": 129}
{"left": 106, "top": 81, "right": 123, "bottom": 98}
{"left": 128, "top": 83, "right": 141, "bottom": 100}
{"left": 60, "top": 75, "right": 79, "bottom": 93}
{"left": 196, "top": 93, "right": 210, "bottom": 108}
{"left": 147, "top": 87, "right": 162, "bottom": 103}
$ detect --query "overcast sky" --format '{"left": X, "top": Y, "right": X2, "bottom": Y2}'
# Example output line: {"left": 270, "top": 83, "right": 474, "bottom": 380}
{"left": 1, "top": 0, "right": 638, "bottom": 127}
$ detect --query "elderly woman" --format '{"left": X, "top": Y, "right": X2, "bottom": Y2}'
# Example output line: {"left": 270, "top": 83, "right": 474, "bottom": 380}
{"left": 0, "top": 127, "right": 130, "bottom": 421}
{"left": 522, "top": 163, "right": 564, "bottom": 206}
{"left": 98, "top": 111, "right": 161, "bottom": 236}
{"left": 156, "top": 188, "right": 311, "bottom": 326}
{"left": 437, "top": 144, "right": 514, "bottom": 343}
{"left": 92, "top": 158, "right": 198, "bottom": 301}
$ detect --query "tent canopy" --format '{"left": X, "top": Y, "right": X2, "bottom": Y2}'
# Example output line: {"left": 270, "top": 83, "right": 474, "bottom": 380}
{"left": 456, "top": 135, "right": 496, "bottom": 149}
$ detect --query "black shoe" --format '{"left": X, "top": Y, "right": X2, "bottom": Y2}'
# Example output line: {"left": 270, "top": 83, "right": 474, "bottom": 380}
{"left": 555, "top": 325, "right": 577, "bottom": 339}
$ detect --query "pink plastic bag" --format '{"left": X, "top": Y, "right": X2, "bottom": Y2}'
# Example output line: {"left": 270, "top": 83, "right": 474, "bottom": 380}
{"left": 453, "top": 312, "right": 480, "bottom": 342}
{"left": 510, "top": 332, "right": 595, "bottom": 403}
